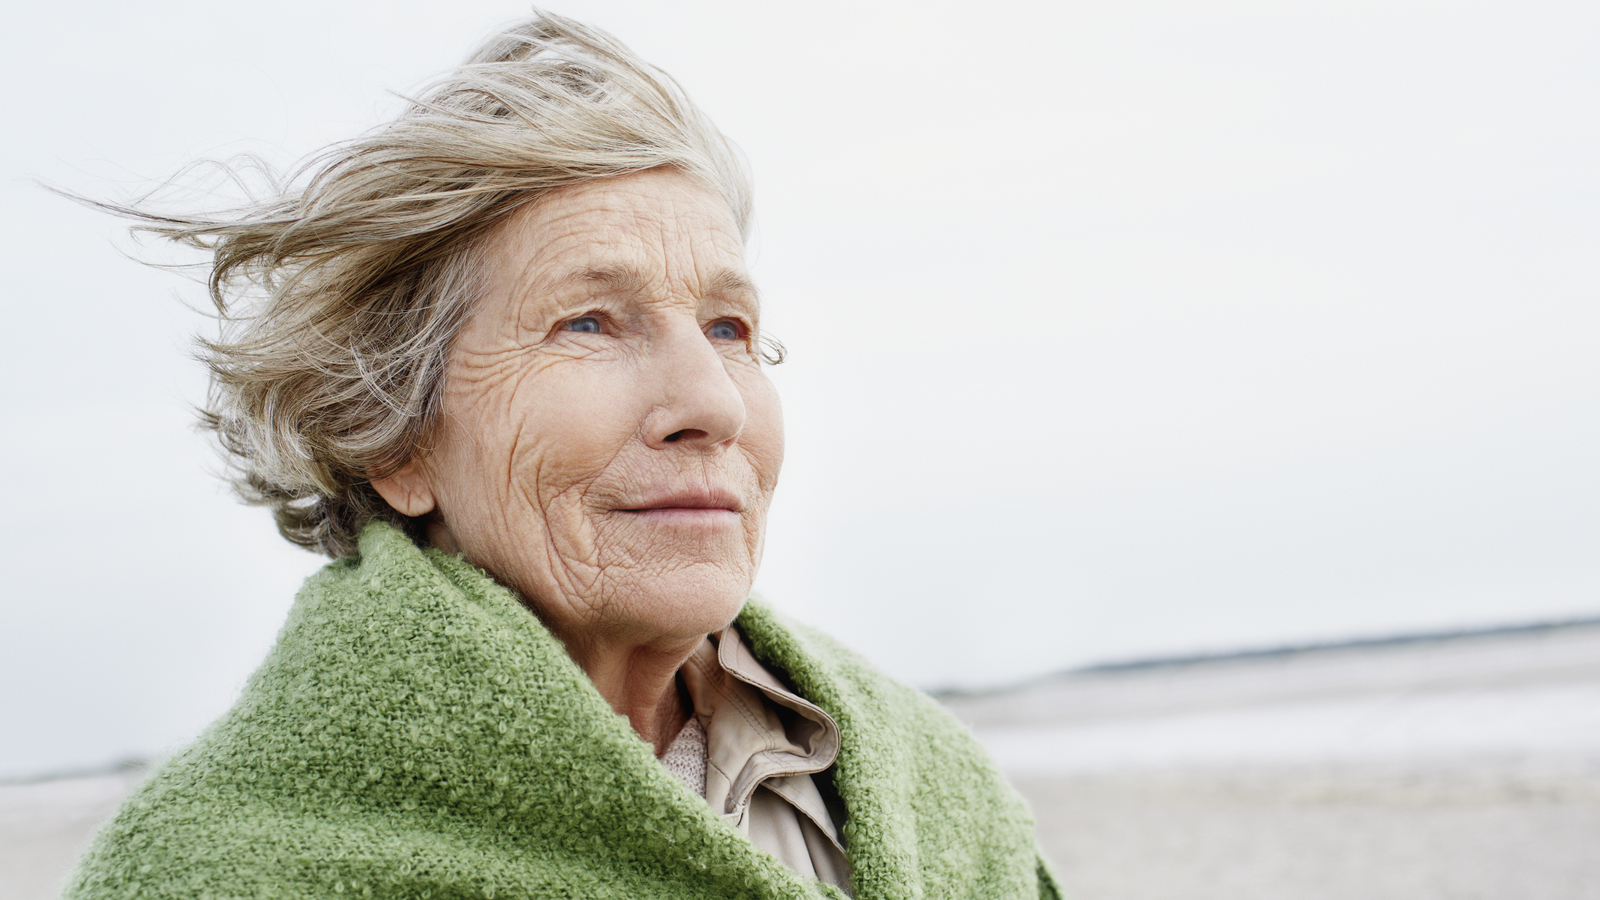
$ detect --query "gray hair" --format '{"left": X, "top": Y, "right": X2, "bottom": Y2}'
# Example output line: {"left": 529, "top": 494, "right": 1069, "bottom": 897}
{"left": 103, "top": 13, "right": 765, "bottom": 558}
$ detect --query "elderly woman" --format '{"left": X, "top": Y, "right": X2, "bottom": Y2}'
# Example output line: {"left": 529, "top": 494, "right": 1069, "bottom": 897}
{"left": 68, "top": 14, "right": 1058, "bottom": 900}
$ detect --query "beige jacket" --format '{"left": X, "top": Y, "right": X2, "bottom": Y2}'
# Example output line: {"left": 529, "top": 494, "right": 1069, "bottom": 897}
{"left": 662, "top": 625, "right": 853, "bottom": 894}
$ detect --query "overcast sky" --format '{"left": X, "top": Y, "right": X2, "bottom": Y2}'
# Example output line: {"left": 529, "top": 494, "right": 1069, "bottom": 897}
{"left": 3, "top": 0, "right": 1597, "bottom": 779}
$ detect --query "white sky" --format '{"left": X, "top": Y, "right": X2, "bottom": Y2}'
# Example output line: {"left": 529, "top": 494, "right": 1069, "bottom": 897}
{"left": 3, "top": 0, "right": 1597, "bottom": 779}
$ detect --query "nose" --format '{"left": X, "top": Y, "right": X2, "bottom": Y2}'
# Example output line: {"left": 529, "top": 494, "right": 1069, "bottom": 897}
{"left": 642, "top": 319, "right": 746, "bottom": 450}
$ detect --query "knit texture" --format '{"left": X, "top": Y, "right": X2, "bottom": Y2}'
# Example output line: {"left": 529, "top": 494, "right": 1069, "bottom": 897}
{"left": 65, "top": 522, "right": 1061, "bottom": 900}
{"left": 660, "top": 716, "right": 707, "bottom": 798}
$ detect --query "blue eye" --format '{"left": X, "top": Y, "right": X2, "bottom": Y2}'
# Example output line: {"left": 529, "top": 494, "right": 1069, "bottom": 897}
{"left": 567, "top": 316, "right": 602, "bottom": 334}
{"left": 708, "top": 321, "right": 741, "bottom": 341}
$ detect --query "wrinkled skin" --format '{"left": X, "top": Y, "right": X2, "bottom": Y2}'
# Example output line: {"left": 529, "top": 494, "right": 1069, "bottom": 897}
{"left": 373, "top": 168, "right": 783, "bottom": 751}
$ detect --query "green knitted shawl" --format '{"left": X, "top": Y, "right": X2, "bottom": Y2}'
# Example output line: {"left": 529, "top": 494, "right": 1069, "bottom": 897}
{"left": 66, "top": 522, "right": 1060, "bottom": 900}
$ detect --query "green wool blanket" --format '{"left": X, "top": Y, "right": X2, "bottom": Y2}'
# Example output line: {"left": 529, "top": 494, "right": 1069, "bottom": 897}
{"left": 67, "top": 522, "right": 1060, "bottom": 900}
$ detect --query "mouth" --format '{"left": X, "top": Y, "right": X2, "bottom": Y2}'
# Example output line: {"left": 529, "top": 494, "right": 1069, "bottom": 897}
{"left": 620, "top": 486, "right": 742, "bottom": 516}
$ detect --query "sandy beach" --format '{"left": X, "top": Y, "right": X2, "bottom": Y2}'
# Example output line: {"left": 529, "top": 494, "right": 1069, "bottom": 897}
{"left": 8, "top": 622, "right": 1599, "bottom": 899}
{"left": 0, "top": 767, "right": 146, "bottom": 900}
{"left": 1019, "top": 758, "right": 1600, "bottom": 900}
{"left": 946, "top": 621, "right": 1600, "bottom": 899}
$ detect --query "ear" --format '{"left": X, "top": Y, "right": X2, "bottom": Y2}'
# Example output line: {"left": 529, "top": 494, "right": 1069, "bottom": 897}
{"left": 370, "top": 458, "right": 438, "bottom": 518}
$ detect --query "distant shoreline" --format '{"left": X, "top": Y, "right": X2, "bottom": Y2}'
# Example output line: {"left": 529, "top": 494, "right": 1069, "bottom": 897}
{"left": 933, "top": 613, "right": 1600, "bottom": 699}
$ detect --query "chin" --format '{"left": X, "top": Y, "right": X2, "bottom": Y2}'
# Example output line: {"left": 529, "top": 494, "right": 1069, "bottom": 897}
{"left": 617, "top": 568, "right": 752, "bottom": 642}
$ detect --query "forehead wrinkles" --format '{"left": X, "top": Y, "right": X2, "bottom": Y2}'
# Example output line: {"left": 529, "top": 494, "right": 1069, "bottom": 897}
{"left": 487, "top": 176, "right": 746, "bottom": 309}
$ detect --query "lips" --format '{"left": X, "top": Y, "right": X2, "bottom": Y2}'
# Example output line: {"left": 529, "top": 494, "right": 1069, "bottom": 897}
{"left": 621, "top": 485, "right": 742, "bottom": 514}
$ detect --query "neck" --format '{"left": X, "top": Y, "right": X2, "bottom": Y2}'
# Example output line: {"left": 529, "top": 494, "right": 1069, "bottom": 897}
{"left": 561, "top": 634, "right": 701, "bottom": 757}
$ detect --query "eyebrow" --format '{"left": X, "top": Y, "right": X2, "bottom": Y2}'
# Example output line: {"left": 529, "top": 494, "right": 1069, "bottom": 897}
{"left": 573, "top": 265, "right": 651, "bottom": 294}
{"left": 568, "top": 264, "right": 759, "bottom": 299}
{"left": 703, "top": 268, "right": 760, "bottom": 299}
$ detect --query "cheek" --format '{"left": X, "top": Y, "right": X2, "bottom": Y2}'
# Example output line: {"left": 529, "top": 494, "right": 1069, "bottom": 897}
{"left": 426, "top": 365, "right": 569, "bottom": 520}
{"left": 426, "top": 376, "right": 522, "bottom": 518}
{"left": 740, "top": 373, "right": 786, "bottom": 492}
{"left": 496, "top": 362, "right": 649, "bottom": 512}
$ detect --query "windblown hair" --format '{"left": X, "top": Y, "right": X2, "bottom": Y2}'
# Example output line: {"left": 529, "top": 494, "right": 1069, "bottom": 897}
{"left": 106, "top": 13, "right": 760, "bottom": 558}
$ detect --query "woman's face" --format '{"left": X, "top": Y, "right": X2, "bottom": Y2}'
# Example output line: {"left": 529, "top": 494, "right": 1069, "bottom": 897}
{"left": 375, "top": 168, "right": 783, "bottom": 656}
